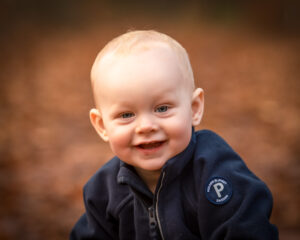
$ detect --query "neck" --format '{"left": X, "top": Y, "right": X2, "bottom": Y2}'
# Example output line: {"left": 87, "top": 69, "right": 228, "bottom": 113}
{"left": 135, "top": 167, "right": 161, "bottom": 194}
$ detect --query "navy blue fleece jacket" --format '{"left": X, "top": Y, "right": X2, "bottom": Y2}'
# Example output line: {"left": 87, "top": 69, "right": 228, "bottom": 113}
{"left": 70, "top": 130, "right": 278, "bottom": 239}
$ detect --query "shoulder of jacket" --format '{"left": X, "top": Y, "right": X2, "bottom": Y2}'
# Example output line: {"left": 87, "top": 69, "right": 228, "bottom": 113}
{"left": 192, "top": 130, "right": 270, "bottom": 209}
{"left": 195, "top": 129, "right": 228, "bottom": 144}
{"left": 83, "top": 157, "right": 132, "bottom": 216}
{"left": 194, "top": 129, "right": 235, "bottom": 156}
{"left": 83, "top": 157, "right": 128, "bottom": 203}
{"left": 192, "top": 129, "right": 249, "bottom": 180}
{"left": 84, "top": 157, "right": 120, "bottom": 191}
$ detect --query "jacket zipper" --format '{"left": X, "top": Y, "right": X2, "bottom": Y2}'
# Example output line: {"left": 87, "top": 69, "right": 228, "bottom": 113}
{"left": 155, "top": 171, "right": 166, "bottom": 240}
{"left": 148, "top": 206, "right": 159, "bottom": 239}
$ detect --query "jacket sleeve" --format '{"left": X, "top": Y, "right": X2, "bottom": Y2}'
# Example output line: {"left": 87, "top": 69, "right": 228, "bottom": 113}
{"left": 195, "top": 130, "right": 279, "bottom": 240}
{"left": 70, "top": 158, "right": 123, "bottom": 240}
{"left": 70, "top": 213, "right": 109, "bottom": 240}
{"left": 70, "top": 184, "right": 118, "bottom": 239}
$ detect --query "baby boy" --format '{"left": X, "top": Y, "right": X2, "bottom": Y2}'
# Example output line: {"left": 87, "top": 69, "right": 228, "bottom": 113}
{"left": 70, "top": 30, "right": 278, "bottom": 239}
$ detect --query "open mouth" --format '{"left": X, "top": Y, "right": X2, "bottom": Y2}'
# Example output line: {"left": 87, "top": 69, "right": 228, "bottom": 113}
{"left": 136, "top": 141, "right": 165, "bottom": 150}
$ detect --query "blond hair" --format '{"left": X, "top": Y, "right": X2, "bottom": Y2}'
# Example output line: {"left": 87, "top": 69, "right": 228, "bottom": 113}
{"left": 91, "top": 30, "right": 195, "bottom": 92}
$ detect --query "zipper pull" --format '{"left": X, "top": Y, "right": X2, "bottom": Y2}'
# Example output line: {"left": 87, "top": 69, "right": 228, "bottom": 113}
{"left": 148, "top": 206, "right": 158, "bottom": 238}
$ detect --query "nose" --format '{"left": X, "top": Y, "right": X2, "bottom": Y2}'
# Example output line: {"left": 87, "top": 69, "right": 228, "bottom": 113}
{"left": 135, "top": 114, "right": 158, "bottom": 134}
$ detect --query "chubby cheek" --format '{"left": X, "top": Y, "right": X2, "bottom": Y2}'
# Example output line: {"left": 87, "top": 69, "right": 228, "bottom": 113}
{"left": 164, "top": 115, "right": 192, "bottom": 151}
{"left": 107, "top": 126, "right": 133, "bottom": 156}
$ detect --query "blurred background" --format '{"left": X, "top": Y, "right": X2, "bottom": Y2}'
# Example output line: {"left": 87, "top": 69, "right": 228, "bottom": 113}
{"left": 0, "top": 0, "right": 299, "bottom": 239}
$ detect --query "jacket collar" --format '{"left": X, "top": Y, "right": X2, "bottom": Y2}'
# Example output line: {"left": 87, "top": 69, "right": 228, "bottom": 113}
{"left": 117, "top": 161, "right": 153, "bottom": 199}
{"left": 117, "top": 128, "right": 196, "bottom": 197}
{"left": 162, "top": 128, "right": 196, "bottom": 185}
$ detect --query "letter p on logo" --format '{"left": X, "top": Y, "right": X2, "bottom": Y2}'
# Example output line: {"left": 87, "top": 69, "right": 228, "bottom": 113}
{"left": 213, "top": 182, "right": 224, "bottom": 198}
{"left": 205, "top": 177, "right": 232, "bottom": 205}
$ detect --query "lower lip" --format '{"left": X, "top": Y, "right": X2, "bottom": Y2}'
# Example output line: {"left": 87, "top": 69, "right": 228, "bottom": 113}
{"left": 135, "top": 141, "right": 166, "bottom": 155}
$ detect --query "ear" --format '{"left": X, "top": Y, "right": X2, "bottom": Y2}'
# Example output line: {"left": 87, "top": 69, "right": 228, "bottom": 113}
{"left": 191, "top": 88, "right": 204, "bottom": 126}
{"left": 89, "top": 108, "right": 109, "bottom": 142}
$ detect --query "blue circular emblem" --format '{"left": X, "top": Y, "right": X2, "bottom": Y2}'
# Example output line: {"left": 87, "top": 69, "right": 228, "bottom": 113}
{"left": 205, "top": 177, "right": 232, "bottom": 205}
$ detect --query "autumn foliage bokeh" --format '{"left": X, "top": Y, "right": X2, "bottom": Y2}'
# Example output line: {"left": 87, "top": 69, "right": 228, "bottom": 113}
{"left": 0, "top": 1, "right": 299, "bottom": 239}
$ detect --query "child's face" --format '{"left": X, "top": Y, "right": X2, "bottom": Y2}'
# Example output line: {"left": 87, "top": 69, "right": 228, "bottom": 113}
{"left": 91, "top": 45, "right": 203, "bottom": 173}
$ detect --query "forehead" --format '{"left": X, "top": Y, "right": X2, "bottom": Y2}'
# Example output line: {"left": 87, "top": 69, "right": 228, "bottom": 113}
{"left": 95, "top": 51, "right": 189, "bottom": 112}
{"left": 91, "top": 31, "right": 197, "bottom": 109}
{"left": 93, "top": 41, "right": 180, "bottom": 78}
{"left": 106, "top": 45, "right": 181, "bottom": 80}
{"left": 94, "top": 45, "right": 187, "bottom": 96}
{"left": 92, "top": 33, "right": 194, "bottom": 89}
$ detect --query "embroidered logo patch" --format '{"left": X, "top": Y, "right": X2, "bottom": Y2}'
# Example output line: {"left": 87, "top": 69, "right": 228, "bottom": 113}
{"left": 205, "top": 177, "right": 232, "bottom": 205}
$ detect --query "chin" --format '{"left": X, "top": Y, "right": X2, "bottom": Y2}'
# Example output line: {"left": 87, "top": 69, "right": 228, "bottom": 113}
{"left": 139, "top": 160, "right": 166, "bottom": 172}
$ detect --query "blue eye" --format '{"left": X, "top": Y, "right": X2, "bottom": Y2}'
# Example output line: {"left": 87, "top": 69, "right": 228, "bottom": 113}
{"left": 156, "top": 105, "right": 168, "bottom": 113}
{"left": 121, "top": 112, "right": 134, "bottom": 118}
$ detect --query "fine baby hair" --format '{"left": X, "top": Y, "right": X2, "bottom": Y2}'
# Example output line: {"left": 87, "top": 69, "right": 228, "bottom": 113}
{"left": 91, "top": 30, "right": 195, "bottom": 94}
